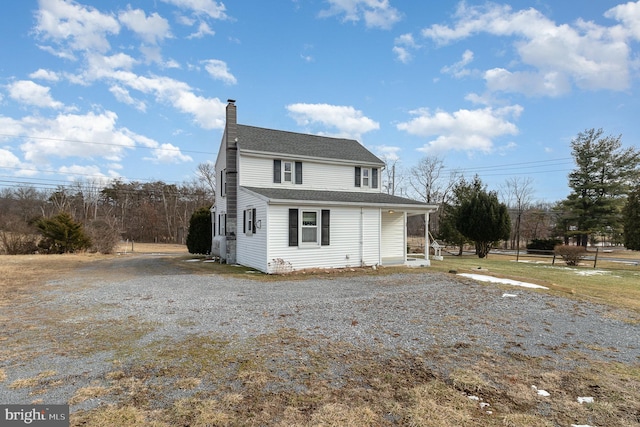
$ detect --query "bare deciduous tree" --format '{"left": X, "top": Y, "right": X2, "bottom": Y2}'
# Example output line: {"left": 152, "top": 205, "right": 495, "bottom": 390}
{"left": 502, "top": 177, "right": 535, "bottom": 250}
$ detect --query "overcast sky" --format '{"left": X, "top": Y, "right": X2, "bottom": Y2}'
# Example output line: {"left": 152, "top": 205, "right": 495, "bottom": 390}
{"left": 1, "top": 0, "right": 639, "bottom": 202}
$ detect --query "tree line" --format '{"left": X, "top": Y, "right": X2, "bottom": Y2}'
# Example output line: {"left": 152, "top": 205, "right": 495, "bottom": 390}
{"left": 0, "top": 164, "right": 215, "bottom": 254}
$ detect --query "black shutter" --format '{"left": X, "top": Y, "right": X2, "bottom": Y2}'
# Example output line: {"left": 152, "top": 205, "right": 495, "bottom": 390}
{"left": 288, "top": 208, "right": 298, "bottom": 246}
{"left": 321, "top": 210, "right": 330, "bottom": 246}
{"left": 252, "top": 208, "right": 257, "bottom": 233}
{"left": 372, "top": 168, "right": 378, "bottom": 189}
{"left": 243, "top": 210, "right": 246, "bottom": 234}
{"left": 295, "top": 161, "right": 303, "bottom": 184}
{"left": 355, "top": 167, "right": 361, "bottom": 187}
{"left": 274, "top": 159, "right": 281, "bottom": 183}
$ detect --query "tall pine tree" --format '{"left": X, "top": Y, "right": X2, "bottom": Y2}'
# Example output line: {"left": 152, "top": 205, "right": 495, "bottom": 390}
{"left": 563, "top": 128, "right": 639, "bottom": 246}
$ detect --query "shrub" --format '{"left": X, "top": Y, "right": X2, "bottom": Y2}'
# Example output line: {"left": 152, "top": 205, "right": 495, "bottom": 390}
{"left": 0, "top": 216, "right": 39, "bottom": 255}
{"left": 86, "top": 219, "right": 121, "bottom": 254}
{"left": 554, "top": 244, "right": 587, "bottom": 266}
{"left": 186, "top": 206, "right": 212, "bottom": 254}
{"left": 35, "top": 212, "right": 92, "bottom": 254}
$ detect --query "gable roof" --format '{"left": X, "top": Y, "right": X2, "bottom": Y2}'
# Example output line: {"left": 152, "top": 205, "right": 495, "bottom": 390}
{"left": 236, "top": 125, "right": 384, "bottom": 166}
{"left": 242, "top": 186, "right": 437, "bottom": 211}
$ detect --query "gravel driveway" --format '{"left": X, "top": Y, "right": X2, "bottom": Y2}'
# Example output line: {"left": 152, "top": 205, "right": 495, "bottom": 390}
{"left": 1, "top": 253, "right": 639, "bottom": 410}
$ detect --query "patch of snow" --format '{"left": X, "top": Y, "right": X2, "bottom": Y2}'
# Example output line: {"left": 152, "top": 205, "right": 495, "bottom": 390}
{"left": 571, "top": 425, "right": 594, "bottom": 427}
{"left": 502, "top": 293, "right": 518, "bottom": 298}
{"left": 467, "top": 395, "right": 480, "bottom": 401}
{"left": 184, "top": 259, "right": 201, "bottom": 262}
{"left": 531, "top": 385, "right": 550, "bottom": 396}
{"left": 577, "top": 396, "right": 594, "bottom": 404}
{"left": 458, "top": 273, "right": 549, "bottom": 290}
{"left": 575, "top": 270, "right": 609, "bottom": 276}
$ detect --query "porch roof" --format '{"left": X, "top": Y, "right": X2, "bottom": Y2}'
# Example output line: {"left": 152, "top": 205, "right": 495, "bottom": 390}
{"left": 242, "top": 186, "right": 438, "bottom": 213}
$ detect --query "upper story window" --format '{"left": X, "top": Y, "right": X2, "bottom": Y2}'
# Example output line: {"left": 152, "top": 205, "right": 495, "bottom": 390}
{"left": 274, "top": 160, "right": 302, "bottom": 184}
{"left": 284, "top": 161, "right": 293, "bottom": 182}
{"left": 355, "top": 167, "right": 378, "bottom": 189}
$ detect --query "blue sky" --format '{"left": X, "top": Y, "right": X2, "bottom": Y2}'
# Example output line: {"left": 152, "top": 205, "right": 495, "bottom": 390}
{"left": 1, "top": 0, "right": 639, "bottom": 203}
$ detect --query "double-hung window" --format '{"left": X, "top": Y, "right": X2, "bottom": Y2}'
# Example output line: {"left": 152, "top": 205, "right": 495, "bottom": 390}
{"left": 283, "top": 161, "right": 293, "bottom": 182}
{"left": 243, "top": 208, "right": 256, "bottom": 236}
{"left": 301, "top": 211, "right": 318, "bottom": 243}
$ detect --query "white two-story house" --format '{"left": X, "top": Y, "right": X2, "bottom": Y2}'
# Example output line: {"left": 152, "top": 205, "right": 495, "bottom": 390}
{"left": 212, "top": 100, "right": 438, "bottom": 273}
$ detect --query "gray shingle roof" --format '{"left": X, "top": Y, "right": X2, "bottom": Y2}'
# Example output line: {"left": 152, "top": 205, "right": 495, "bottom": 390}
{"left": 243, "top": 186, "right": 435, "bottom": 208}
{"left": 237, "top": 125, "right": 384, "bottom": 165}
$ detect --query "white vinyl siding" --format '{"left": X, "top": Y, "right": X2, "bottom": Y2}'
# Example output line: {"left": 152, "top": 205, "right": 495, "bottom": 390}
{"left": 239, "top": 154, "right": 381, "bottom": 193}
{"left": 381, "top": 211, "right": 405, "bottom": 264}
{"left": 236, "top": 189, "right": 268, "bottom": 272}
{"left": 267, "top": 205, "right": 381, "bottom": 272}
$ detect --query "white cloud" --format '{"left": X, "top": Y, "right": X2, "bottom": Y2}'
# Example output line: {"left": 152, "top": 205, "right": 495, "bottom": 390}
{"left": 3, "top": 110, "right": 192, "bottom": 168}
{"left": 604, "top": 1, "right": 640, "bottom": 40}
{"left": 109, "top": 85, "right": 147, "bottom": 111}
{"left": 421, "top": 2, "right": 634, "bottom": 95}
{"left": 160, "top": 0, "right": 227, "bottom": 20}
{"left": 319, "top": 0, "right": 402, "bottom": 29}
{"left": 18, "top": 111, "right": 136, "bottom": 164}
{"left": 397, "top": 105, "right": 523, "bottom": 154}
{"left": 29, "top": 68, "right": 60, "bottom": 82}
{"left": 118, "top": 7, "right": 172, "bottom": 44}
{"left": 71, "top": 57, "right": 227, "bottom": 129}
{"left": 373, "top": 145, "right": 401, "bottom": 162}
{"left": 34, "top": 0, "right": 120, "bottom": 53}
{"left": 441, "top": 49, "right": 474, "bottom": 78}
{"left": 0, "top": 148, "right": 22, "bottom": 169}
{"left": 187, "top": 21, "right": 215, "bottom": 39}
{"left": 202, "top": 59, "right": 237, "bottom": 85}
{"left": 286, "top": 103, "right": 380, "bottom": 140}
{"left": 144, "top": 142, "right": 193, "bottom": 163}
{"left": 393, "top": 33, "right": 418, "bottom": 63}
{"left": 7, "top": 80, "right": 63, "bottom": 109}
{"left": 484, "top": 68, "right": 571, "bottom": 97}
{"left": 58, "top": 164, "right": 110, "bottom": 182}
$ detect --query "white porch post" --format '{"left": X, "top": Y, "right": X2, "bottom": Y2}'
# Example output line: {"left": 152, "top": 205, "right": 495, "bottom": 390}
{"left": 425, "top": 211, "right": 430, "bottom": 262}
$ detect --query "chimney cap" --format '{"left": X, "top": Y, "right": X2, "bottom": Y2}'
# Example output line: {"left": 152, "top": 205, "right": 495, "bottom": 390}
{"left": 227, "top": 99, "right": 236, "bottom": 104}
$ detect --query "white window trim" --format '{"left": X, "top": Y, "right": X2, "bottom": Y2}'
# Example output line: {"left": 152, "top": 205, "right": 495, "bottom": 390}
{"left": 362, "top": 168, "right": 370, "bottom": 187}
{"left": 283, "top": 161, "right": 293, "bottom": 183}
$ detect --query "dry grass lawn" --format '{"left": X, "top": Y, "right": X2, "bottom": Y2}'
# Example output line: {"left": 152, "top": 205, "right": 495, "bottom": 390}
{"left": 1, "top": 243, "right": 640, "bottom": 426}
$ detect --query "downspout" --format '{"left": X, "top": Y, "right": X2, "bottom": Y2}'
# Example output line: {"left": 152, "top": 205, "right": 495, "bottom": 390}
{"left": 360, "top": 207, "right": 364, "bottom": 266}
{"left": 378, "top": 208, "right": 382, "bottom": 266}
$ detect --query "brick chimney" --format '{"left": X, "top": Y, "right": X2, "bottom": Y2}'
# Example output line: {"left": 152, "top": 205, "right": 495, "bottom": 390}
{"left": 225, "top": 99, "right": 238, "bottom": 264}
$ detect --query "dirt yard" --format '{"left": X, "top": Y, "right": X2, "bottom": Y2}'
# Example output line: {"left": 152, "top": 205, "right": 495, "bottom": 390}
{"left": 1, "top": 247, "right": 639, "bottom": 426}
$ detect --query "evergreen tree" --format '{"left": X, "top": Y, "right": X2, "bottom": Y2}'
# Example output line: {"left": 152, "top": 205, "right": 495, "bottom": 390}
{"left": 437, "top": 176, "right": 482, "bottom": 255}
{"left": 186, "top": 206, "right": 212, "bottom": 254}
{"left": 623, "top": 185, "right": 640, "bottom": 250}
{"left": 35, "top": 212, "right": 92, "bottom": 253}
{"left": 563, "top": 128, "right": 639, "bottom": 246}
{"left": 455, "top": 185, "right": 511, "bottom": 258}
